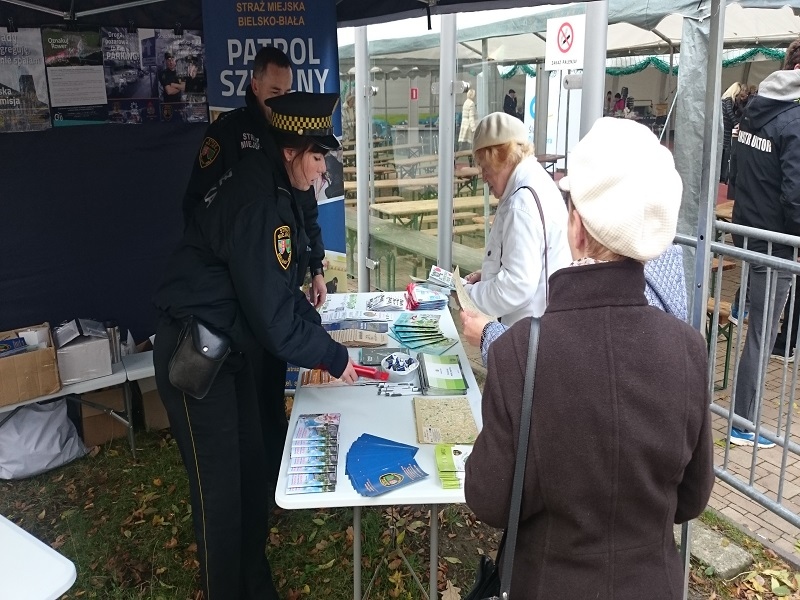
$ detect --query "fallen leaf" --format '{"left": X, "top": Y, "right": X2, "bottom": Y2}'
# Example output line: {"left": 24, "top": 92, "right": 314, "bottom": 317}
{"left": 441, "top": 579, "right": 462, "bottom": 600}
{"left": 37, "top": 509, "right": 46, "bottom": 520}
{"left": 153, "top": 478, "right": 163, "bottom": 487}
{"left": 317, "top": 558, "right": 336, "bottom": 570}
{"left": 388, "top": 558, "right": 402, "bottom": 570}
{"left": 164, "top": 537, "right": 178, "bottom": 549}
{"left": 443, "top": 556, "right": 462, "bottom": 564}
{"left": 50, "top": 535, "right": 67, "bottom": 550}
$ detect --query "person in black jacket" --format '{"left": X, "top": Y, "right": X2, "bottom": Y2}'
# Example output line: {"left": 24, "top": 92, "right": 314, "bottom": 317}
{"left": 720, "top": 82, "right": 744, "bottom": 183}
{"left": 503, "top": 89, "right": 517, "bottom": 116}
{"left": 153, "top": 92, "right": 357, "bottom": 600}
{"left": 730, "top": 39, "right": 800, "bottom": 448}
{"left": 182, "top": 46, "right": 328, "bottom": 309}
{"left": 158, "top": 52, "right": 184, "bottom": 103}
{"left": 181, "top": 47, "right": 329, "bottom": 502}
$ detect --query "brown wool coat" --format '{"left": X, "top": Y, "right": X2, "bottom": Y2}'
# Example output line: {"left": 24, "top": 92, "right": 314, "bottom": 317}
{"left": 465, "top": 259, "right": 714, "bottom": 600}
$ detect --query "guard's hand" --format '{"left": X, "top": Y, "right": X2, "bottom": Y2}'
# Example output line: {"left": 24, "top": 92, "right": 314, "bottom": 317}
{"left": 460, "top": 309, "right": 490, "bottom": 348}
{"left": 338, "top": 358, "right": 359, "bottom": 384}
{"left": 308, "top": 274, "right": 327, "bottom": 309}
{"left": 465, "top": 270, "right": 482, "bottom": 284}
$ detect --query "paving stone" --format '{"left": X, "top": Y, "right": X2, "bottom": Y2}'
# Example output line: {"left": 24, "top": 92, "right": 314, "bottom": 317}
{"left": 673, "top": 521, "right": 752, "bottom": 579}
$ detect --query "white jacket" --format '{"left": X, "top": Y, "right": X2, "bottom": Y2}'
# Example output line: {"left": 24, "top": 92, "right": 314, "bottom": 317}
{"left": 466, "top": 155, "right": 571, "bottom": 326}
{"left": 458, "top": 98, "right": 477, "bottom": 143}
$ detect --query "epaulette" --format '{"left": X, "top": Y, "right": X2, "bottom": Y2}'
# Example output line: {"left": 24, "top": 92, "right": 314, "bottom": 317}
{"left": 215, "top": 107, "right": 246, "bottom": 123}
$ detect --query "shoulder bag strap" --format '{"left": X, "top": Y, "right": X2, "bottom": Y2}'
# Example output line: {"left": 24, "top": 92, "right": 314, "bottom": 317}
{"left": 498, "top": 316, "right": 541, "bottom": 599}
{"left": 515, "top": 186, "right": 549, "bottom": 304}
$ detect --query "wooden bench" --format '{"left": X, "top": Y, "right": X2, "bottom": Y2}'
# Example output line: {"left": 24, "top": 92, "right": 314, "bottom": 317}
{"left": 419, "top": 212, "right": 478, "bottom": 230}
{"left": 422, "top": 223, "right": 485, "bottom": 240}
{"left": 345, "top": 195, "right": 406, "bottom": 207}
{"left": 707, "top": 298, "right": 733, "bottom": 390}
{"left": 344, "top": 208, "right": 483, "bottom": 290}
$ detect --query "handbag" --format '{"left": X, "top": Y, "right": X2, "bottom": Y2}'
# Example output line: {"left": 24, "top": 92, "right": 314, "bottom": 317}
{"left": 168, "top": 316, "right": 231, "bottom": 399}
{"left": 464, "top": 317, "right": 541, "bottom": 600}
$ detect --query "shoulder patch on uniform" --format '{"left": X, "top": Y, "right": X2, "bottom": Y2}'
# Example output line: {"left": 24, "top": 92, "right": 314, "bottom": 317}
{"left": 274, "top": 225, "right": 292, "bottom": 270}
{"left": 199, "top": 137, "right": 221, "bottom": 169}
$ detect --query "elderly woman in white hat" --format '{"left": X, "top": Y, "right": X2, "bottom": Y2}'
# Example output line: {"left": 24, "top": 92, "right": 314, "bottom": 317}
{"left": 464, "top": 118, "right": 713, "bottom": 599}
{"left": 463, "top": 112, "right": 571, "bottom": 326}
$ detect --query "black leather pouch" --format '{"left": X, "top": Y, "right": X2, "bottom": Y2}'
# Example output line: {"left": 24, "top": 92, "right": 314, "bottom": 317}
{"left": 168, "top": 316, "right": 231, "bottom": 399}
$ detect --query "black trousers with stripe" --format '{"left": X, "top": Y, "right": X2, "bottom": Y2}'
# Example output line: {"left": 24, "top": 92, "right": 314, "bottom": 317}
{"left": 154, "top": 318, "right": 281, "bottom": 600}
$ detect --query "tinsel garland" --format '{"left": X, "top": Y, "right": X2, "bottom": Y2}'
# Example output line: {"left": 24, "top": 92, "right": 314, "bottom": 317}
{"left": 487, "top": 46, "right": 786, "bottom": 79}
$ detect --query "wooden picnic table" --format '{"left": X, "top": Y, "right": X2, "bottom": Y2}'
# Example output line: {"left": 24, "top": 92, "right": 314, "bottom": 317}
{"left": 344, "top": 176, "right": 442, "bottom": 196}
{"left": 716, "top": 200, "right": 734, "bottom": 222}
{"left": 536, "top": 153, "right": 565, "bottom": 175}
{"left": 371, "top": 194, "right": 499, "bottom": 229}
{"left": 344, "top": 208, "right": 483, "bottom": 290}
{"left": 343, "top": 165, "right": 395, "bottom": 180}
{"left": 342, "top": 142, "right": 423, "bottom": 160}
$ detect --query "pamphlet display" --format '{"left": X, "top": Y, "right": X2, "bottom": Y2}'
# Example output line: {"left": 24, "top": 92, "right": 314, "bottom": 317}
{"left": 434, "top": 444, "right": 473, "bottom": 489}
{"left": 287, "top": 413, "right": 340, "bottom": 494}
{"left": 346, "top": 434, "right": 428, "bottom": 497}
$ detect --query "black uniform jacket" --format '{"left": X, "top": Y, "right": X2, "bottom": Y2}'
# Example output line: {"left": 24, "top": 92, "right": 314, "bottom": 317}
{"left": 182, "top": 87, "right": 325, "bottom": 275}
{"left": 155, "top": 150, "right": 348, "bottom": 377}
{"left": 732, "top": 70, "right": 800, "bottom": 258}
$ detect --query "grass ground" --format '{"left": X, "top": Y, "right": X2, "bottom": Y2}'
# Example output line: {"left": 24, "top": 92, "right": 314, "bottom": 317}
{"left": 0, "top": 430, "right": 501, "bottom": 599}
{"left": 5, "top": 430, "right": 800, "bottom": 599}
{"left": 2, "top": 361, "right": 800, "bottom": 599}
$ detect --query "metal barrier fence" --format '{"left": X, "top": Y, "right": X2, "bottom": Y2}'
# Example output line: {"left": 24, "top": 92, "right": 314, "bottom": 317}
{"left": 679, "top": 220, "right": 800, "bottom": 536}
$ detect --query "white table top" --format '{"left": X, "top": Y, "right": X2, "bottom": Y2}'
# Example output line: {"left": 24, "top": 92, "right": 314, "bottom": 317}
{"left": 122, "top": 350, "right": 155, "bottom": 381}
{"left": 0, "top": 361, "right": 127, "bottom": 414}
{"left": 276, "top": 293, "right": 481, "bottom": 510}
{"left": 0, "top": 515, "right": 76, "bottom": 600}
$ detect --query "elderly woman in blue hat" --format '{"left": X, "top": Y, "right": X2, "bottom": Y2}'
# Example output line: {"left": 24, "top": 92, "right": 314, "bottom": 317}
{"left": 152, "top": 92, "right": 357, "bottom": 600}
{"left": 465, "top": 118, "right": 713, "bottom": 599}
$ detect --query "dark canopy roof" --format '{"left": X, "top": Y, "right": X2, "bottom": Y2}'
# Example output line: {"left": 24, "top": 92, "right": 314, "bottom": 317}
{"left": 0, "top": 0, "right": 578, "bottom": 30}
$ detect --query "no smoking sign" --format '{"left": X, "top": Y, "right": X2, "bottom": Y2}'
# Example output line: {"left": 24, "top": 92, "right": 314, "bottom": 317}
{"left": 558, "top": 22, "right": 573, "bottom": 53}
{"left": 545, "top": 14, "right": 585, "bottom": 71}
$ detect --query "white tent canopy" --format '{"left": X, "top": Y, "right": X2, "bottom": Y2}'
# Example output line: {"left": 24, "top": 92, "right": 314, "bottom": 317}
{"left": 338, "top": 4, "right": 799, "bottom": 66}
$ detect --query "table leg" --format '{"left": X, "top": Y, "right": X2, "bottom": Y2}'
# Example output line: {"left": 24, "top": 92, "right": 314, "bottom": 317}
{"left": 430, "top": 503, "right": 438, "bottom": 600}
{"left": 354, "top": 506, "right": 362, "bottom": 600}
{"left": 123, "top": 381, "right": 137, "bottom": 460}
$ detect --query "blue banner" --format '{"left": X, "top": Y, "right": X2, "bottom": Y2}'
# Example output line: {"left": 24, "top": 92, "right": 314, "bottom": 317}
{"left": 203, "top": 1, "right": 339, "bottom": 110}
{"left": 201, "top": 0, "right": 345, "bottom": 259}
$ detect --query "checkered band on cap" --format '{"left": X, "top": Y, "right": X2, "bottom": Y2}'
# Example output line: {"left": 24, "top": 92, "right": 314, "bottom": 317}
{"left": 271, "top": 112, "right": 333, "bottom": 136}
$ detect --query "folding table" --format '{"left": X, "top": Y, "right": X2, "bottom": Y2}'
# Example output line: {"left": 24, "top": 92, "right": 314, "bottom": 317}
{"left": 276, "top": 293, "right": 482, "bottom": 600}
{"left": 0, "top": 514, "right": 77, "bottom": 600}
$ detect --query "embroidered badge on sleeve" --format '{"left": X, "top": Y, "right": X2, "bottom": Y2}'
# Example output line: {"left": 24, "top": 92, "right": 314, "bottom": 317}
{"left": 274, "top": 225, "right": 292, "bottom": 270}
{"left": 199, "top": 137, "right": 221, "bottom": 168}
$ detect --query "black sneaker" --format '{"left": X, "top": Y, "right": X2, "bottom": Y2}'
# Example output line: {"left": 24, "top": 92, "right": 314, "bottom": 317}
{"left": 770, "top": 347, "right": 796, "bottom": 364}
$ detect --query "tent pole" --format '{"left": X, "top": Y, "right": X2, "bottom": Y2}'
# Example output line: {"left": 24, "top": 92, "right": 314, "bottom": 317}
{"left": 355, "top": 26, "right": 371, "bottom": 293}
{"left": 580, "top": 0, "right": 608, "bottom": 138}
{"left": 437, "top": 14, "right": 457, "bottom": 271}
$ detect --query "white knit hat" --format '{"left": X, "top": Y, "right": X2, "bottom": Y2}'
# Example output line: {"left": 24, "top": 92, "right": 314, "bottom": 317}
{"left": 558, "top": 117, "right": 682, "bottom": 261}
{"left": 473, "top": 112, "right": 528, "bottom": 151}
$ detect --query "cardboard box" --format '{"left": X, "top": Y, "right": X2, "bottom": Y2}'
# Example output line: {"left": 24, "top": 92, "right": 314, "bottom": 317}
{"left": 57, "top": 336, "right": 112, "bottom": 385}
{"left": 53, "top": 318, "right": 107, "bottom": 349}
{"left": 138, "top": 376, "right": 170, "bottom": 432}
{"left": 0, "top": 323, "right": 61, "bottom": 407}
{"left": 79, "top": 387, "right": 127, "bottom": 447}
